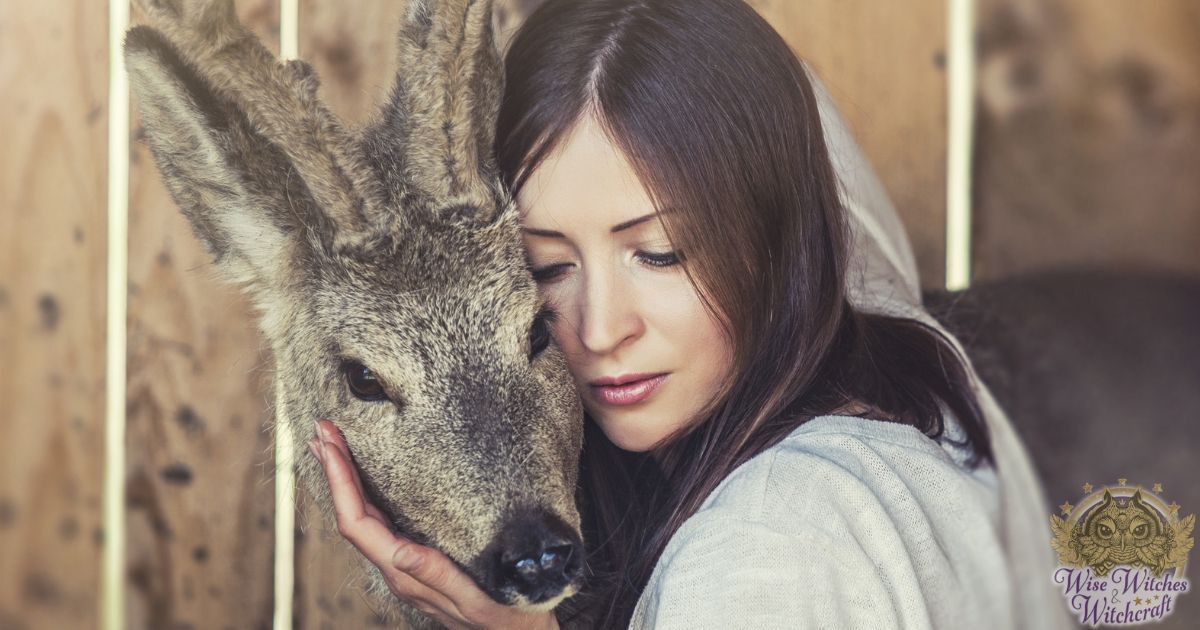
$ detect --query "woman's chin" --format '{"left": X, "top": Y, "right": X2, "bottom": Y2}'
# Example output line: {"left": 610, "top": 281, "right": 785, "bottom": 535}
{"left": 593, "top": 415, "right": 663, "bottom": 453}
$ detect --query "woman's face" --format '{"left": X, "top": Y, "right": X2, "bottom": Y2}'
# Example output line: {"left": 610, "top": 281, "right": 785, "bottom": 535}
{"left": 517, "top": 114, "right": 735, "bottom": 452}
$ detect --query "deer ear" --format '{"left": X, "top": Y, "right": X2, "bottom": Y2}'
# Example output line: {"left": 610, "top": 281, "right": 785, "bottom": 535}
{"left": 124, "top": 25, "right": 314, "bottom": 287}
{"left": 365, "top": 0, "right": 503, "bottom": 222}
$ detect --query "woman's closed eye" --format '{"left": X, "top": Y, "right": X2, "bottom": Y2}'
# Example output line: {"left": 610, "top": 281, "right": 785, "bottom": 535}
{"left": 531, "top": 263, "right": 571, "bottom": 283}
{"left": 530, "top": 249, "right": 685, "bottom": 283}
{"left": 638, "top": 249, "right": 685, "bottom": 267}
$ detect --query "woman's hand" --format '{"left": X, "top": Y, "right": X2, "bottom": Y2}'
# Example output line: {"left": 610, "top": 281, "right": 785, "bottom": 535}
{"left": 309, "top": 419, "right": 560, "bottom": 630}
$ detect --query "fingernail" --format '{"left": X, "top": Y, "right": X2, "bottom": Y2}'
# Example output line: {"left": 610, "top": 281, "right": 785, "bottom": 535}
{"left": 313, "top": 420, "right": 330, "bottom": 460}
{"left": 315, "top": 419, "right": 329, "bottom": 444}
{"left": 307, "top": 438, "right": 323, "bottom": 463}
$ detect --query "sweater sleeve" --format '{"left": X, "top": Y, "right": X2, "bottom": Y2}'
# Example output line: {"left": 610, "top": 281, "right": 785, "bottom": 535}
{"left": 630, "top": 514, "right": 916, "bottom": 630}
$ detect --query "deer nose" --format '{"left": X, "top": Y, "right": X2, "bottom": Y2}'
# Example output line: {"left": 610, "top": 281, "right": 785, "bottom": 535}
{"left": 503, "top": 541, "right": 578, "bottom": 599}
{"left": 487, "top": 510, "right": 585, "bottom": 605}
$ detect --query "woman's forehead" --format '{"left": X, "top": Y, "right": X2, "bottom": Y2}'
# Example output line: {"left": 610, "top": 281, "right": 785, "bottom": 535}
{"left": 517, "top": 119, "right": 659, "bottom": 230}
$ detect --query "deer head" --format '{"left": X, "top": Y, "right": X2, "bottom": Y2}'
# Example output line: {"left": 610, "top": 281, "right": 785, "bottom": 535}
{"left": 123, "top": 0, "right": 585, "bottom": 623}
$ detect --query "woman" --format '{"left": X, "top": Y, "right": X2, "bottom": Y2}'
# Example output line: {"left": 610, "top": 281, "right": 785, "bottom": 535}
{"left": 308, "top": 0, "right": 1071, "bottom": 627}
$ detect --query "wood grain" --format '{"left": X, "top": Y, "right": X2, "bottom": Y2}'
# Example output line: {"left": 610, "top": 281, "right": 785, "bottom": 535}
{"left": 3, "top": 0, "right": 1195, "bottom": 628}
{"left": 123, "top": 2, "right": 280, "bottom": 628}
{"left": 0, "top": 1, "right": 109, "bottom": 628}
{"left": 749, "top": 0, "right": 951, "bottom": 289}
{"left": 974, "top": 0, "right": 1200, "bottom": 281}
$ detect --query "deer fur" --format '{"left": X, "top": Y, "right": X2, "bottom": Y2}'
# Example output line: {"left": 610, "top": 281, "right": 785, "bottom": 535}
{"left": 123, "top": 0, "right": 585, "bottom": 626}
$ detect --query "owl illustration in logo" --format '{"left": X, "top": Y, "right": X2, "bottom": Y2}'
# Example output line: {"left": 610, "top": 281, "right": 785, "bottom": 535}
{"left": 1052, "top": 484, "right": 1195, "bottom": 579}
{"left": 1076, "top": 490, "right": 1169, "bottom": 576}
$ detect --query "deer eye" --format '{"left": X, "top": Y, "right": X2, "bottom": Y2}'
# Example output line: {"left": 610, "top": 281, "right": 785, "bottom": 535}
{"left": 342, "top": 360, "right": 389, "bottom": 402}
{"left": 529, "top": 308, "right": 556, "bottom": 361}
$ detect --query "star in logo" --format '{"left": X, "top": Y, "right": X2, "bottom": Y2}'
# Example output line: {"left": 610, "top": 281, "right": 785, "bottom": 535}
{"left": 1082, "top": 482, "right": 1093, "bottom": 493}
{"left": 1154, "top": 482, "right": 1164, "bottom": 493}
{"left": 1119, "top": 478, "right": 1128, "bottom": 486}
{"left": 1059, "top": 501, "right": 1073, "bottom": 515}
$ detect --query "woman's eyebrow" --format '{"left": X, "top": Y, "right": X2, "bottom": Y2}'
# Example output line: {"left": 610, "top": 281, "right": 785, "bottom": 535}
{"left": 609, "top": 212, "right": 657, "bottom": 233}
{"left": 522, "top": 209, "right": 674, "bottom": 238}
{"left": 521, "top": 226, "right": 568, "bottom": 239}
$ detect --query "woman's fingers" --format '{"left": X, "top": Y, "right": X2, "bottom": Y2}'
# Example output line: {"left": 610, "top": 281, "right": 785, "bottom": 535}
{"left": 393, "top": 544, "right": 563, "bottom": 630}
{"left": 313, "top": 419, "right": 385, "bottom": 521}
{"left": 381, "top": 562, "right": 471, "bottom": 626}
{"left": 311, "top": 422, "right": 400, "bottom": 562}
{"left": 311, "top": 424, "right": 475, "bottom": 625}
{"left": 392, "top": 543, "right": 496, "bottom": 621}
{"left": 309, "top": 437, "right": 385, "bottom": 522}
{"left": 310, "top": 419, "right": 558, "bottom": 630}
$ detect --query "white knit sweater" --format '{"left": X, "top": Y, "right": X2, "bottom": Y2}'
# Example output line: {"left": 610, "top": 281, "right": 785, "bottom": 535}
{"left": 626, "top": 64, "right": 1074, "bottom": 629}
{"left": 628, "top": 413, "right": 1011, "bottom": 628}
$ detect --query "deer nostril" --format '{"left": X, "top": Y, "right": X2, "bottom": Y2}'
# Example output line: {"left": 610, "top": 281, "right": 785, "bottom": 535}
{"left": 515, "top": 556, "right": 538, "bottom": 577}
{"left": 506, "top": 540, "right": 575, "bottom": 586}
{"left": 540, "top": 544, "right": 572, "bottom": 572}
{"left": 487, "top": 512, "right": 585, "bottom": 605}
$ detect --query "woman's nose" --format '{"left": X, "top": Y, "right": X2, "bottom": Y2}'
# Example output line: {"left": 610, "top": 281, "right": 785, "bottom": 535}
{"left": 576, "top": 268, "right": 642, "bottom": 355}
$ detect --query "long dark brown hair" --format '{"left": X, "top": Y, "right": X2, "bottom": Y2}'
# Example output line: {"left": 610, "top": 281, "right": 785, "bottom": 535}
{"left": 495, "top": 0, "right": 995, "bottom": 626}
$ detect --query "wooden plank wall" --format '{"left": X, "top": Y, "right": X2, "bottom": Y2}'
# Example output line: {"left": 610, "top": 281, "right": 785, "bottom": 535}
{"left": 123, "top": 1, "right": 281, "bottom": 628}
{"left": 0, "top": 1, "right": 110, "bottom": 629}
{"left": 749, "top": 0, "right": 953, "bottom": 288}
{"left": 1, "top": 1, "right": 1196, "bottom": 629}
{"left": 974, "top": 0, "right": 1200, "bottom": 282}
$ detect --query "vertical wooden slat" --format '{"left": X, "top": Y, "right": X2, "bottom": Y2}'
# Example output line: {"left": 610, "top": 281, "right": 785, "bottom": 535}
{"left": 0, "top": 1, "right": 109, "bottom": 628}
{"left": 103, "top": 0, "right": 130, "bottom": 627}
{"left": 750, "top": 0, "right": 950, "bottom": 290}
{"left": 123, "top": 1, "right": 281, "bottom": 628}
{"left": 945, "top": 0, "right": 977, "bottom": 290}
{"left": 275, "top": 7, "right": 299, "bottom": 630}
{"left": 272, "top": 377, "right": 297, "bottom": 630}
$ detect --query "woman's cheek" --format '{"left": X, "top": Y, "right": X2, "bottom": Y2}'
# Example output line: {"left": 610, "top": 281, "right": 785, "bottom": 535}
{"left": 640, "top": 272, "right": 706, "bottom": 323}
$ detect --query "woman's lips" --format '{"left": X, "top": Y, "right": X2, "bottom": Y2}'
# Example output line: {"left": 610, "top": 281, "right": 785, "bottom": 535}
{"left": 589, "top": 373, "right": 668, "bottom": 406}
